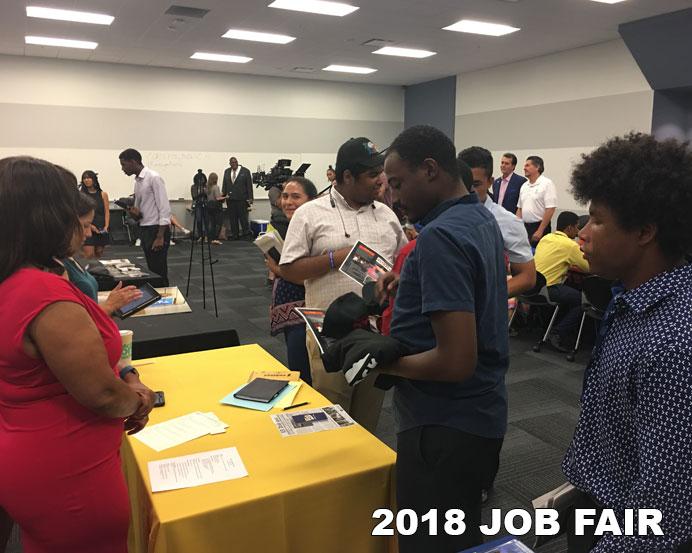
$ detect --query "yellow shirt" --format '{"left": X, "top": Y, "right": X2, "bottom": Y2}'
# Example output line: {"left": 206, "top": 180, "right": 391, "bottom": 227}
{"left": 534, "top": 231, "right": 590, "bottom": 287}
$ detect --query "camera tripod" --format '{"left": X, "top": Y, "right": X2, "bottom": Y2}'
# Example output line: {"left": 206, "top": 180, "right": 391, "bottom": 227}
{"left": 185, "top": 195, "right": 219, "bottom": 317}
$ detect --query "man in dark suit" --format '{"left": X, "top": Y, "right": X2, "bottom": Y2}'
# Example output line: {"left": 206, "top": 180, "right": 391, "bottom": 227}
{"left": 222, "top": 156, "right": 254, "bottom": 239}
{"left": 492, "top": 153, "right": 526, "bottom": 215}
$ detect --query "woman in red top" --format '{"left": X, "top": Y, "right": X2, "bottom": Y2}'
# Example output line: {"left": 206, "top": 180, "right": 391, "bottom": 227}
{"left": 0, "top": 157, "right": 155, "bottom": 553}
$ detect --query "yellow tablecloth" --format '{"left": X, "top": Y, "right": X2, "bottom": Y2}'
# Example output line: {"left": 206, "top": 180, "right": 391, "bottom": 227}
{"left": 123, "top": 345, "right": 396, "bottom": 553}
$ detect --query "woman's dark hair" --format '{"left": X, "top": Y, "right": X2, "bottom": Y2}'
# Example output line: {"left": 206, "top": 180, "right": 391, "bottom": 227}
{"left": 77, "top": 191, "right": 97, "bottom": 217}
{"left": 0, "top": 157, "right": 80, "bottom": 282}
{"left": 387, "top": 125, "right": 459, "bottom": 180}
{"left": 79, "top": 169, "right": 102, "bottom": 193}
{"left": 571, "top": 132, "right": 692, "bottom": 259}
{"left": 284, "top": 176, "right": 318, "bottom": 199}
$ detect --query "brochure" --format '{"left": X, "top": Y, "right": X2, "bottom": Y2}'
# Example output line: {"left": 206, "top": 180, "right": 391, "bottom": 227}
{"left": 271, "top": 404, "right": 355, "bottom": 437}
{"left": 339, "top": 241, "right": 392, "bottom": 287}
{"left": 294, "top": 307, "right": 334, "bottom": 354}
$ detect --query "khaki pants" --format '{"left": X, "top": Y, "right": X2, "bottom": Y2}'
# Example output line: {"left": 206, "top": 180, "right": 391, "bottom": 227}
{"left": 307, "top": 335, "right": 385, "bottom": 434}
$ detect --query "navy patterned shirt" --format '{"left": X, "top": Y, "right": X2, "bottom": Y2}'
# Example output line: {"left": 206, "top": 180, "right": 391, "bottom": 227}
{"left": 563, "top": 264, "right": 692, "bottom": 552}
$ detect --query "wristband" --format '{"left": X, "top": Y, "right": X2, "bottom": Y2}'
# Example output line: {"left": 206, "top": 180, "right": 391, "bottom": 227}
{"left": 328, "top": 250, "right": 335, "bottom": 270}
{"left": 119, "top": 365, "right": 139, "bottom": 380}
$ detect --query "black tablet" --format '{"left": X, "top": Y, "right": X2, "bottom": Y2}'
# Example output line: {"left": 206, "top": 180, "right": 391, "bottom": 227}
{"left": 114, "top": 283, "right": 162, "bottom": 319}
{"left": 233, "top": 378, "right": 288, "bottom": 403}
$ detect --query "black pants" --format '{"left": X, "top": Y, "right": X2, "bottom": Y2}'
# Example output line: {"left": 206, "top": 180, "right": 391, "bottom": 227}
{"left": 226, "top": 200, "right": 250, "bottom": 238}
{"left": 396, "top": 425, "right": 504, "bottom": 553}
{"left": 548, "top": 284, "right": 582, "bottom": 340}
{"left": 207, "top": 207, "right": 222, "bottom": 240}
{"left": 140, "top": 225, "right": 170, "bottom": 286}
{"left": 525, "top": 221, "right": 551, "bottom": 245}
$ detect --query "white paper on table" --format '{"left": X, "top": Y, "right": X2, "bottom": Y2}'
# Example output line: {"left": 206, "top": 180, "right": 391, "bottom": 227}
{"left": 148, "top": 447, "right": 248, "bottom": 492}
{"left": 134, "top": 412, "right": 229, "bottom": 451}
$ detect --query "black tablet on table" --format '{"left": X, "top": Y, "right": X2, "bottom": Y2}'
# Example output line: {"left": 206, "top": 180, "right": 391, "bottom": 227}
{"left": 233, "top": 378, "right": 288, "bottom": 403}
{"left": 114, "top": 283, "right": 162, "bottom": 319}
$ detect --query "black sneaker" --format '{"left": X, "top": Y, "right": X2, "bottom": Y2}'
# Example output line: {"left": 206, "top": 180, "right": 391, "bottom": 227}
{"left": 549, "top": 334, "right": 570, "bottom": 353}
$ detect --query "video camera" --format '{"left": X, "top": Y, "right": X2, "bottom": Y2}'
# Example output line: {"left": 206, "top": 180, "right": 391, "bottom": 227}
{"left": 192, "top": 169, "right": 208, "bottom": 204}
{"left": 252, "top": 159, "right": 311, "bottom": 191}
{"left": 114, "top": 196, "right": 135, "bottom": 210}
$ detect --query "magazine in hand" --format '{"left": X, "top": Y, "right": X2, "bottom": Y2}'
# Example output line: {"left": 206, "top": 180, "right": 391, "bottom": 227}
{"left": 294, "top": 307, "right": 334, "bottom": 354}
{"left": 339, "top": 241, "right": 393, "bottom": 287}
{"left": 253, "top": 231, "right": 284, "bottom": 263}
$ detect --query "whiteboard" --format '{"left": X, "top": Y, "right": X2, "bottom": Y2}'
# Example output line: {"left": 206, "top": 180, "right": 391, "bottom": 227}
{"left": 0, "top": 148, "right": 338, "bottom": 200}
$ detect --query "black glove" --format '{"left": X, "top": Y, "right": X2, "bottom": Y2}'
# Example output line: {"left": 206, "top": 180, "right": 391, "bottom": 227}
{"left": 322, "top": 292, "right": 370, "bottom": 340}
{"left": 322, "top": 329, "right": 409, "bottom": 387}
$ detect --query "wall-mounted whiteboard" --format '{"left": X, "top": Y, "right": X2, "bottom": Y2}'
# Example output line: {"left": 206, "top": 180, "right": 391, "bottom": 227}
{"left": 0, "top": 148, "right": 338, "bottom": 200}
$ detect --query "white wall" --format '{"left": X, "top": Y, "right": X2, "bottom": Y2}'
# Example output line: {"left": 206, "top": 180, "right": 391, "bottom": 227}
{"left": 455, "top": 39, "right": 653, "bottom": 212}
{"left": 0, "top": 55, "right": 404, "bottom": 200}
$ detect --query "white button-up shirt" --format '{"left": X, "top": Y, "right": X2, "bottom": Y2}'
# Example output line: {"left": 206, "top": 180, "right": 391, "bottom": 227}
{"left": 484, "top": 196, "right": 533, "bottom": 264}
{"left": 517, "top": 174, "right": 558, "bottom": 224}
{"left": 134, "top": 167, "right": 171, "bottom": 227}
{"left": 280, "top": 187, "right": 407, "bottom": 309}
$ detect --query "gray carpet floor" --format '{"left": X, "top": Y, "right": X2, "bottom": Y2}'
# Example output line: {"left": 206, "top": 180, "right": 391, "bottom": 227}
{"left": 7, "top": 238, "right": 592, "bottom": 553}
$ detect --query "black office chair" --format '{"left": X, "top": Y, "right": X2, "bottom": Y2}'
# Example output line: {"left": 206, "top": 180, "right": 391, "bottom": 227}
{"left": 509, "top": 271, "right": 562, "bottom": 353}
{"left": 565, "top": 276, "right": 613, "bottom": 362}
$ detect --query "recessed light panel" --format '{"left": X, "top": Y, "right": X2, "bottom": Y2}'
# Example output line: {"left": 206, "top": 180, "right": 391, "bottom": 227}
{"left": 323, "top": 64, "right": 376, "bottom": 74}
{"left": 373, "top": 46, "right": 436, "bottom": 59}
{"left": 443, "top": 19, "right": 519, "bottom": 37}
{"left": 25, "top": 36, "right": 98, "bottom": 49}
{"left": 222, "top": 29, "right": 295, "bottom": 44}
{"left": 268, "top": 0, "right": 358, "bottom": 17}
{"left": 191, "top": 52, "right": 252, "bottom": 63}
{"left": 26, "top": 6, "right": 114, "bottom": 25}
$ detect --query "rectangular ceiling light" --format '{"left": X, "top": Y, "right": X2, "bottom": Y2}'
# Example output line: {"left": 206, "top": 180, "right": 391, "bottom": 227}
{"left": 25, "top": 36, "right": 98, "bottom": 49}
{"left": 222, "top": 29, "right": 295, "bottom": 44}
{"left": 589, "top": 0, "right": 627, "bottom": 3}
{"left": 268, "top": 0, "right": 358, "bottom": 17}
{"left": 26, "top": 6, "right": 114, "bottom": 25}
{"left": 373, "top": 46, "right": 436, "bottom": 59}
{"left": 191, "top": 52, "right": 252, "bottom": 63}
{"left": 443, "top": 19, "right": 519, "bottom": 36}
{"left": 323, "top": 64, "right": 376, "bottom": 74}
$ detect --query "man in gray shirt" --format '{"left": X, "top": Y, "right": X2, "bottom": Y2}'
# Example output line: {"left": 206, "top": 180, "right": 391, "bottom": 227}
{"left": 119, "top": 148, "right": 172, "bottom": 285}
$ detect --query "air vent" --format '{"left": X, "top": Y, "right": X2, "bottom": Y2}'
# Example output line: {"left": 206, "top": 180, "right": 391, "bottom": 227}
{"left": 165, "top": 5, "right": 210, "bottom": 18}
{"left": 361, "top": 38, "right": 395, "bottom": 48}
{"left": 292, "top": 66, "right": 316, "bottom": 73}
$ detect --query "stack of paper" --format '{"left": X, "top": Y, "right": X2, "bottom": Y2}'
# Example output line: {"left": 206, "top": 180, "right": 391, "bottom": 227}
{"left": 134, "top": 411, "right": 229, "bottom": 452}
{"left": 148, "top": 447, "right": 248, "bottom": 492}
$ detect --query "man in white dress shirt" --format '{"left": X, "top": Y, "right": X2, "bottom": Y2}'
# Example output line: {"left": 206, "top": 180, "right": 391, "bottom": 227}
{"left": 119, "top": 148, "right": 172, "bottom": 286}
{"left": 516, "top": 156, "right": 558, "bottom": 246}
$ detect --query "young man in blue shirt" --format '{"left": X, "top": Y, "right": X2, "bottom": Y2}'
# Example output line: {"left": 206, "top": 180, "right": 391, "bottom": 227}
{"left": 378, "top": 126, "right": 509, "bottom": 553}
{"left": 564, "top": 132, "right": 692, "bottom": 552}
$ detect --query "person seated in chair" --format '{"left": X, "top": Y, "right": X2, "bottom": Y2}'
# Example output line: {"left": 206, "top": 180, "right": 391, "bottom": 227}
{"left": 533, "top": 211, "right": 589, "bottom": 351}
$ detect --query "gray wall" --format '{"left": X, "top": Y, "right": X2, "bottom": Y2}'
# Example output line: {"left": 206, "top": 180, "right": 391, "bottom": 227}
{"left": 404, "top": 76, "right": 456, "bottom": 139}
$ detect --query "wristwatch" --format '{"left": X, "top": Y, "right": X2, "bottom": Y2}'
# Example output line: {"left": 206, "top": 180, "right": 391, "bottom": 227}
{"left": 119, "top": 365, "right": 139, "bottom": 380}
